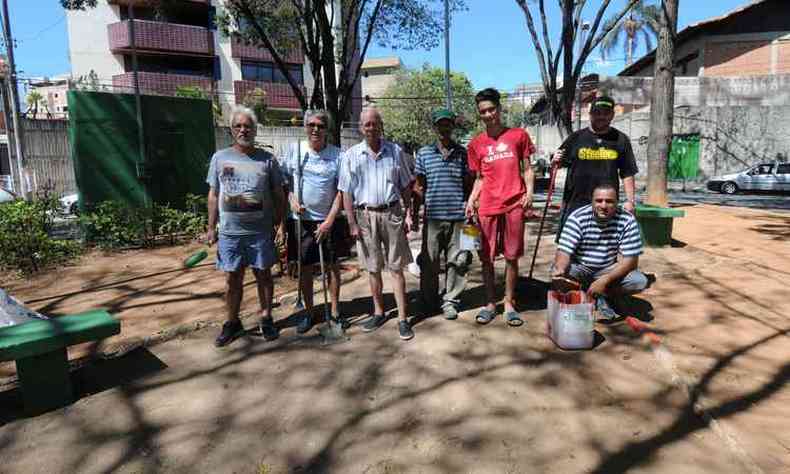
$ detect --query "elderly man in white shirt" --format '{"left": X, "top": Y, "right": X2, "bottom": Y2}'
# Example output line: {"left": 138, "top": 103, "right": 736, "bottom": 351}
{"left": 339, "top": 107, "right": 416, "bottom": 341}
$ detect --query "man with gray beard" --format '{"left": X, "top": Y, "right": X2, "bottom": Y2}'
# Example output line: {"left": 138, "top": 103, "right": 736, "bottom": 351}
{"left": 207, "top": 106, "right": 286, "bottom": 347}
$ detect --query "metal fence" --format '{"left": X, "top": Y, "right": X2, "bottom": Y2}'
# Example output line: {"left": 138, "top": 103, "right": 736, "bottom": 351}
{"left": 16, "top": 120, "right": 362, "bottom": 197}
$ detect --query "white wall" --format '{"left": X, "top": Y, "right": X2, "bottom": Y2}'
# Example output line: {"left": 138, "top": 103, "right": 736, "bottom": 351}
{"left": 66, "top": 1, "right": 124, "bottom": 83}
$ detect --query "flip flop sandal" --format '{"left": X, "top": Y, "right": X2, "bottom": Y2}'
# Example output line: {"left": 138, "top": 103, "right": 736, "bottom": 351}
{"left": 505, "top": 311, "right": 524, "bottom": 327}
{"left": 475, "top": 308, "right": 496, "bottom": 325}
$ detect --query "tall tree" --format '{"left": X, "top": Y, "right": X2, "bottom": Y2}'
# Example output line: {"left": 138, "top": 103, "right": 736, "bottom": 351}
{"left": 62, "top": 0, "right": 466, "bottom": 145}
{"left": 377, "top": 65, "right": 475, "bottom": 151}
{"left": 514, "top": 0, "right": 639, "bottom": 136}
{"left": 600, "top": 0, "right": 660, "bottom": 66}
{"left": 645, "top": 0, "right": 679, "bottom": 207}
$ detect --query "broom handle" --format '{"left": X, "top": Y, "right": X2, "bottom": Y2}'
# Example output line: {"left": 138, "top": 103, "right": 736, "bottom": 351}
{"left": 528, "top": 163, "right": 558, "bottom": 280}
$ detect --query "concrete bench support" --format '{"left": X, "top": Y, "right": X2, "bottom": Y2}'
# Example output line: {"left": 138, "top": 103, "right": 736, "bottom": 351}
{"left": 0, "top": 310, "right": 120, "bottom": 415}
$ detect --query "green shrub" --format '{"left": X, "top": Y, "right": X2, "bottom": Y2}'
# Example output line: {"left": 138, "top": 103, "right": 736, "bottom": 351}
{"left": 0, "top": 198, "right": 82, "bottom": 274}
{"left": 81, "top": 201, "right": 207, "bottom": 248}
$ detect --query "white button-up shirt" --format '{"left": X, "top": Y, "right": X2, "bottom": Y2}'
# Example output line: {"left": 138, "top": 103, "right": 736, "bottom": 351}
{"left": 338, "top": 139, "right": 413, "bottom": 206}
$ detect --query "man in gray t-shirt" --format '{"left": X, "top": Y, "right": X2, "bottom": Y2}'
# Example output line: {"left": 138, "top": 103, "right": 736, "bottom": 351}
{"left": 207, "top": 106, "right": 285, "bottom": 347}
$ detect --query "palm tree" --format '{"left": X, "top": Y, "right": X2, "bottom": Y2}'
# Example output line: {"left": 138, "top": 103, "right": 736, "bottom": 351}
{"left": 25, "top": 90, "right": 44, "bottom": 119}
{"left": 600, "top": 0, "right": 661, "bottom": 66}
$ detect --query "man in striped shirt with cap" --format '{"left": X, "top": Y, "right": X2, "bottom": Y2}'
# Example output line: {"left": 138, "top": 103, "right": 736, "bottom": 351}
{"left": 413, "top": 108, "right": 472, "bottom": 320}
{"left": 552, "top": 183, "right": 649, "bottom": 320}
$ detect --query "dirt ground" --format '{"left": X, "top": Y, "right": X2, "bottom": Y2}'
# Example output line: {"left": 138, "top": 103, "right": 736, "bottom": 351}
{"left": 0, "top": 203, "right": 788, "bottom": 473}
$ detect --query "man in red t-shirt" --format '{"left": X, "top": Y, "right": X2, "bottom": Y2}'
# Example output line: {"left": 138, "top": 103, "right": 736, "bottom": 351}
{"left": 465, "top": 88, "right": 535, "bottom": 327}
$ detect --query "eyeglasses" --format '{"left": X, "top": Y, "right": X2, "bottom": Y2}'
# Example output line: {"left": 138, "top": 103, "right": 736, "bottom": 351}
{"left": 232, "top": 123, "right": 254, "bottom": 130}
{"left": 306, "top": 123, "right": 327, "bottom": 130}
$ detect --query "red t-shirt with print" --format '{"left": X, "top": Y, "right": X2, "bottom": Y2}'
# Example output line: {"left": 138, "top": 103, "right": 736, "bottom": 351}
{"left": 468, "top": 127, "right": 535, "bottom": 216}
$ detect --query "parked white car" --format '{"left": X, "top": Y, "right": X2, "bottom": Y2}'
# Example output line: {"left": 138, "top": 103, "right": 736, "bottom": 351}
{"left": 707, "top": 161, "right": 790, "bottom": 194}
{"left": 59, "top": 193, "right": 79, "bottom": 215}
{"left": 0, "top": 188, "right": 17, "bottom": 203}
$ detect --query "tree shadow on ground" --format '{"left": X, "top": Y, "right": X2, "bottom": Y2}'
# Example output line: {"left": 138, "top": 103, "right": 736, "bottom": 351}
{"left": 746, "top": 214, "right": 790, "bottom": 241}
{"left": 0, "top": 347, "right": 167, "bottom": 425}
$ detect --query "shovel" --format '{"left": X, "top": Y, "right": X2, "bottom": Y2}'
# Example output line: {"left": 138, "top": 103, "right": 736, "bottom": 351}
{"left": 317, "top": 236, "right": 348, "bottom": 344}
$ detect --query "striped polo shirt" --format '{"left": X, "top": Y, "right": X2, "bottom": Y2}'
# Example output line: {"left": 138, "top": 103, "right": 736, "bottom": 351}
{"left": 414, "top": 142, "right": 467, "bottom": 221}
{"left": 338, "top": 140, "right": 413, "bottom": 207}
{"left": 557, "top": 205, "right": 643, "bottom": 269}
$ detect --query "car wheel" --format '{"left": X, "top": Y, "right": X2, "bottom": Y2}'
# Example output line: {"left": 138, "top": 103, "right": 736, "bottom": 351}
{"left": 721, "top": 182, "right": 738, "bottom": 195}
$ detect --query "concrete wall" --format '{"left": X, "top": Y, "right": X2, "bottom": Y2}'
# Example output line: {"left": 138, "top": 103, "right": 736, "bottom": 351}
{"left": 66, "top": 1, "right": 124, "bottom": 82}
{"left": 525, "top": 104, "right": 790, "bottom": 184}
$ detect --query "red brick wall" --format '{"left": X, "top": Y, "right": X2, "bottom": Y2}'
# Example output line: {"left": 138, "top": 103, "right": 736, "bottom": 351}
{"left": 108, "top": 20, "right": 213, "bottom": 55}
{"left": 704, "top": 40, "right": 773, "bottom": 77}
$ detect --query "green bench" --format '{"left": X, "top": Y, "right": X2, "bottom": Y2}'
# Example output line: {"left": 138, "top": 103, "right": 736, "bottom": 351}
{"left": 635, "top": 204, "right": 686, "bottom": 247}
{"left": 0, "top": 310, "right": 120, "bottom": 415}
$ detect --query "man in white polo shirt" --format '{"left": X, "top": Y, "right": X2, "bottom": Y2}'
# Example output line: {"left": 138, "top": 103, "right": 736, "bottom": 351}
{"left": 552, "top": 183, "right": 649, "bottom": 321}
{"left": 339, "top": 107, "right": 415, "bottom": 341}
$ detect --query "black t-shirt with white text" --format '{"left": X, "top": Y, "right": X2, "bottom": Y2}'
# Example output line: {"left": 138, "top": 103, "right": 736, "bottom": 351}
{"left": 559, "top": 127, "right": 638, "bottom": 209}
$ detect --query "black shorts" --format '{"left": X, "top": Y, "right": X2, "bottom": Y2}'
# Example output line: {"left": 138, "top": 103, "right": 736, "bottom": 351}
{"left": 286, "top": 218, "right": 348, "bottom": 266}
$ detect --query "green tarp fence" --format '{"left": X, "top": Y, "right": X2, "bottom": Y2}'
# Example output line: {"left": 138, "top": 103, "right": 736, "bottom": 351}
{"left": 667, "top": 134, "right": 700, "bottom": 180}
{"left": 67, "top": 91, "right": 215, "bottom": 211}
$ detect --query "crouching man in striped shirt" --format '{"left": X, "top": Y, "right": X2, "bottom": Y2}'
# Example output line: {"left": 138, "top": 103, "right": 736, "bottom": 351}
{"left": 551, "top": 183, "right": 649, "bottom": 321}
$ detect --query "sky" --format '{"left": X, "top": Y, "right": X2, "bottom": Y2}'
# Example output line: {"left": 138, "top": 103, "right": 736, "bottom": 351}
{"left": 7, "top": 0, "right": 753, "bottom": 95}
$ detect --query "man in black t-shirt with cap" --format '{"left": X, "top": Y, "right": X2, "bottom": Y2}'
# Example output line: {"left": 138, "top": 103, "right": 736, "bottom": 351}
{"left": 552, "top": 95, "right": 639, "bottom": 238}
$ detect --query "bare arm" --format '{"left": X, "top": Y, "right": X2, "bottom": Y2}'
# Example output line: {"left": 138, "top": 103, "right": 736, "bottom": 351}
{"left": 552, "top": 250, "right": 571, "bottom": 276}
{"left": 342, "top": 191, "right": 360, "bottom": 239}
{"left": 207, "top": 187, "right": 219, "bottom": 245}
{"left": 623, "top": 175, "right": 636, "bottom": 213}
{"left": 272, "top": 185, "right": 286, "bottom": 228}
{"left": 465, "top": 173, "right": 484, "bottom": 218}
{"left": 522, "top": 161, "right": 535, "bottom": 211}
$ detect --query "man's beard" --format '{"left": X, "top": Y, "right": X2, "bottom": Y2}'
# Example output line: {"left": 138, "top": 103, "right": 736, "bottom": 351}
{"left": 236, "top": 137, "right": 254, "bottom": 147}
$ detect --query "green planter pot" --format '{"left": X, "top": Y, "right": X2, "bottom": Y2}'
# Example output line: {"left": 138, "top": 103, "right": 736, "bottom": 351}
{"left": 634, "top": 204, "right": 685, "bottom": 247}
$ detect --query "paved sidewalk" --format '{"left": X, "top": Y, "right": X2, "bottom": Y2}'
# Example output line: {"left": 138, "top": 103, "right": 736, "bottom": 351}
{"left": 0, "top": 204, "right": 788, "bottom": 473}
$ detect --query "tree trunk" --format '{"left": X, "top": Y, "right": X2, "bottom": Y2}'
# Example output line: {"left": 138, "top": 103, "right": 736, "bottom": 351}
{"left": 645, "top": 0, "right": 678, "bottom": 207}
{"left": 626, "top": 33, "right": 634, "bottom": 65}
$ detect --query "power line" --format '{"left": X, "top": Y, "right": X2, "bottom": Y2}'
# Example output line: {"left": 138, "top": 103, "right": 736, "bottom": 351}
{"left": 19, "top": 15, "right": 65, "bottom": 43}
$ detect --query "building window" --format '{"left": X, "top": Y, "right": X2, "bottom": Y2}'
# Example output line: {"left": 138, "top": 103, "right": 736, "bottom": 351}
{"left": 242, "top": 60, "right": 302, "bottom": 85}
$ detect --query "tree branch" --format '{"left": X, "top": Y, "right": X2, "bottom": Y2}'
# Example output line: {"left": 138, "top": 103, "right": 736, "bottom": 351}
{"left": 516, "top": 0, "right": 552, "bottom": 99}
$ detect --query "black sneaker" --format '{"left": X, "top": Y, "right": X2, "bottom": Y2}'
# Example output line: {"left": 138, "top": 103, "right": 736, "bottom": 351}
{"left": 215, "top": 319, "right": 244, "bottom": 347}
{"left": 398, "top": 320, "right": 414, "bottom": 340}
{"left": 362, "top": 314, "right": 386, "bottom": 332}
{"left": 259, "top": 317, "right": 280, "bottom": 341}
{"left": 334, "top": 314, "right": 351, "bottom": 330}
{"left": 296, "top": 313, "right": 313, "bottom": 334}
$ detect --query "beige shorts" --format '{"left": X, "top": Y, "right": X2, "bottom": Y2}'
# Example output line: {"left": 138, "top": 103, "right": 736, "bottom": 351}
{"left": 355, "top": 204, "right": 413, "bottom": 273}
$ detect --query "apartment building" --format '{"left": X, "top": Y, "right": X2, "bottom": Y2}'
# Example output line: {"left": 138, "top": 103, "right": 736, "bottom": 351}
{"left": 65, "top": 0, "right": 314, "bottom": 123}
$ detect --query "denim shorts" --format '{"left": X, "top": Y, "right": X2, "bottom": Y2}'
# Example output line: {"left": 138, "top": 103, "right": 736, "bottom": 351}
{"left": 216, "top": 233, "right": 276, "bottom": 272}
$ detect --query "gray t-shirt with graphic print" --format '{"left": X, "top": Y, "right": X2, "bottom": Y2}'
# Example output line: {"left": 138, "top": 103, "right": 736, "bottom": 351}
{"left": 206, "top": 147, "right": 283, "bottom": 236}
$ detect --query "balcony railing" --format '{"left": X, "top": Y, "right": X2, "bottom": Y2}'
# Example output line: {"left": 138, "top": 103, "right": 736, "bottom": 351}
{"left": 108, "top": 20, "right": 213, "bottom": 56}
{"left": 230, "top": 36, "right": 304, "bottom": 64}
{"left": 234, "top": 80, "right": 303, "bottom": 110}
{"left": 113, "top": 72, "right": 214, "bottom": 96}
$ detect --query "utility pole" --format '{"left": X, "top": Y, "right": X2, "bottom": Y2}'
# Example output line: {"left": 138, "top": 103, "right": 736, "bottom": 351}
{"left": 1, "top": 0, "right": 27, "bottom": 199}
{"left": 443, "top": 0, "right": 452, "bottom": 111}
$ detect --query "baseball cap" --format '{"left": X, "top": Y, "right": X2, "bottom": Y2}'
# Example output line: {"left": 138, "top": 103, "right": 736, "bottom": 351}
{"left": 590, "top": 95, "right": 615, "bottom": 112}
{"left": 431, "top": 108, "right": 456, "bottom": 124}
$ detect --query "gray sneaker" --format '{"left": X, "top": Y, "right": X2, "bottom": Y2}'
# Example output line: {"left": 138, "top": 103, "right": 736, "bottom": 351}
{"left": 296, "top": 313, "right": 313, "bottom": 334}
{"left": 442, "top": 305, "right": 458, "bottom": 320}
{"left": 398, "top": 320, "right": 414, "bottom": 340}
{"left": 362, "top": 314, "right": 386, "bottom": 332}
{"left": 595, "top": 296, "right": 622, "bottom": 322}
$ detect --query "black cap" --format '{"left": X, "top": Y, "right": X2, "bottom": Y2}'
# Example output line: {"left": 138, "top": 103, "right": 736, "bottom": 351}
{"left": 590, "top": 95, "right": 615, "bottom": 112}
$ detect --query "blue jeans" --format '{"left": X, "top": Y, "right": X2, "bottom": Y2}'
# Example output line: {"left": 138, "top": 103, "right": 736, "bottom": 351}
{"left": 216, "top": 233, "right": 276, "bottom": 272}
{"left": 567, "top": 262, "right": 648, "bottom": 295}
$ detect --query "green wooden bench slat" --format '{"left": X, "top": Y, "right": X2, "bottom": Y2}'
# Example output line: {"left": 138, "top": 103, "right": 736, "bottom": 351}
{"left": 0, "top": 310, "right": 120, "bottom": 362}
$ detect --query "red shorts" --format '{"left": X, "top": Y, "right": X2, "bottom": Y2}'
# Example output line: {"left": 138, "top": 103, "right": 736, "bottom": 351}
{"left": 478, "top": 206, "right": 526, "bottom": 263}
